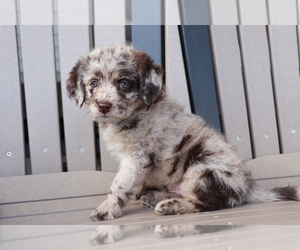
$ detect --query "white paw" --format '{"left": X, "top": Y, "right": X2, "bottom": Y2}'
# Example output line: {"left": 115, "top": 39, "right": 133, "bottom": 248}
{"left": 90, "top": 199, "right": 122, "bottom": 221}
{"left": 90, "top": 225, "right": 123, "bottom": 245}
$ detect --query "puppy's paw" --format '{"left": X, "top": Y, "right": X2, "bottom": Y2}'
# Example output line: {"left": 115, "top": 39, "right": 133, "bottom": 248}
{"left": 90, "top": 225, "right": 123, "bottom": 245}
{"left": 154, "top": 225, "right": 198, "bottom": 238}
{"left": 154, "top": 199, "right": 187, "bottom": 215}
{"left": 140, "top": 193, "right": 158, "bottom": 209}
{"left": 90, "top": 199, "right": 122, "bottom": 221}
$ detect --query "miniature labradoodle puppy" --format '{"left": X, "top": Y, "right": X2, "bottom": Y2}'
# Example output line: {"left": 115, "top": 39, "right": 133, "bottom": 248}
{"left": 66, "top": 45, "right": 300, "bottom": 221}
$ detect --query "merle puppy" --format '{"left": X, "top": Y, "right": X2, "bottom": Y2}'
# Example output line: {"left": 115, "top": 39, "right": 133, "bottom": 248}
{"left": 66, "top": 45, "right": 300, "bottom": 221}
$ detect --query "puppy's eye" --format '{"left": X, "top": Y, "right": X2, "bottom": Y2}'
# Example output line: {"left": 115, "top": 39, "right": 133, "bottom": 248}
{"left": 119, "top": 82, "right": 130, "bottom": 90}
{"left": 90, "top": 80, "right": 98, "bottom": 87}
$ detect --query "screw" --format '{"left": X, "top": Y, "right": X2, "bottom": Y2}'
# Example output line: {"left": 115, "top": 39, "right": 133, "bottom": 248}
{"left": 42, "top": 148, "right": 48, "bottom": 152}
{"left": 264, "top": 133, "right": 269, "bottom": 139}
{"left": 291, "top": 129, "right": 296, "bottom": 134}
{"left": 6, "top": 151, "right": 12, "bottom": 156}
{"left": 237, "top": 136, "right": 242, "bottom": 141}
{"left": 79, "top": 147, "right": 85, "bottom": 152}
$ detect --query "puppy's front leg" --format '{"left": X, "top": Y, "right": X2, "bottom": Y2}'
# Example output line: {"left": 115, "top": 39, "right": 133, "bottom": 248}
{"left": 90, "top": 156, "right": 150, "bottom": 221}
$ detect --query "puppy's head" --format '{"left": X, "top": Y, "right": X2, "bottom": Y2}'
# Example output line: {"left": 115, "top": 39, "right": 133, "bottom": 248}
{"left": 66, "top": 45, "right": 165, "bottom": 123}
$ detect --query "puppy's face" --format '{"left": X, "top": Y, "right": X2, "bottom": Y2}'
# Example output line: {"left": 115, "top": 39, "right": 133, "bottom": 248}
{"left": 66, "top": 45, "right": 164, "bottom": 123}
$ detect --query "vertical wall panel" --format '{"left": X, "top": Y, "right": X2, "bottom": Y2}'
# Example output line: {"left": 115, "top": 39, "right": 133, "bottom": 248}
{"left": 94, "top": 0, "right": 126, "bottom": 25}
{"left": 94, "top": 26, "right": 126, "bottom": 172}
{"left": 0, "top": 0, "right": 17, "bottom": 25}
{"left": 268, "top": 26, "right": 300, "bottom": 153}
{"left": 179, "top": 25, "right": 221, "bottom": 130}
{"left": 19, "top": 0, "right": 53, "bottom": 25}
{"left": 57, "top": 0, "right": 89, "bottom": 25}
{"left": 209, "top": 0, "right": 239, "bottom": 24}
{"left": 178, "top": 0, "right": 210, "bottom": 25}
{"left": 267, "top": 0, "right": 298, "bottom": 25}
{"left": 165, "top": 25, "right": 191, "bottom": 113}
{"left": 0, "top": 26, "right": 25, "bottom": 176}
{"left": 239, "top": 26, "right": 279, "bottom": 158}
{"left": 58, "top": 26, "right": 96, "bottom": 171}
{"left": 238, "top": 0, "right": 268, "bottom": 25}
{"left": 210, "top": 26, "right": 252, "bottom": 161}
{"left": 20, "top": 26, "right": 62, "bottom": 174}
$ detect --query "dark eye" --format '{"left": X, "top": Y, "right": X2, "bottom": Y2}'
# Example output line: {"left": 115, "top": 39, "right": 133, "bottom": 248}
{"left": 119, "top": 82, "right": 130, "bottom": 90}
{"left": 90, "top": 80, "right": 98, "bottom": 87}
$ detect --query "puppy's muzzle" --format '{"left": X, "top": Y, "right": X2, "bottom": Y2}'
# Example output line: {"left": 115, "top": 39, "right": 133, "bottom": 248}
{"left": 97, "top": 101, "right": 112, "bottom": 115}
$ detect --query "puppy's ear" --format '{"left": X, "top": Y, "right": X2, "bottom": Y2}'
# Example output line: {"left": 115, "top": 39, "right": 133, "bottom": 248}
{"left": 66, "top": 60, "right": 86, "bottom": 109}
{"left": 133, "top": 51, "right": 164, "bottom": 106}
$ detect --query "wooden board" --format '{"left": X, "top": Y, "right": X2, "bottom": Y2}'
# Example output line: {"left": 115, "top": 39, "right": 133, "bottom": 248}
{"left": 58, "top": 26, "right": 96, "bottom": 172}
{"left": 56, "top": 0, "right": 90, "bottom": 25}
{"left": 267, "top": 0, "right": 298, "bottom": 24}
{"left": 20, "top": 26, "right": 62, "bottom": 174}
{"left": 238, "top": 26, "right": 279, "bottom": 158}
{"left": 237, "top": 0, "right": 268, "bottom": 24}
{"left": 94, "top": 0, "right": 126, "bottom": 25}
{"left": 210, "top": 26, "right": 252, "bottom": 160}
{"left": 268, "top": 26, "right": 300, "bottom": 154}
{"left": 0, "top": 0, "right": 17, "bottom": 25}
{"left": 19, "top": 0, "right": 53, "bottom": 25}
{"left": 165, "top": 25, "right": 191, "bottom": 113}
{"left": 0, "top": 26, "right": 25, "bottom": 177}
{"left": 209, "top": 0, "right": 239, "bottom": 24}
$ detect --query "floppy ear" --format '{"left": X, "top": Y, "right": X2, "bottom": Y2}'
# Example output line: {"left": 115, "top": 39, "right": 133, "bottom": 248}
{"left": 133, "top": 51, "right": 165, "bottom": 106}
{"left": 66, "top": 60, "right": 86, "bottom": 109}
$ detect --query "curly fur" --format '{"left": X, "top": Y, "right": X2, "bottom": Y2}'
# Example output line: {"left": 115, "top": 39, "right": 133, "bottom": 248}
{"left": 66, "top": 45, "right": 300, "bottom": 221}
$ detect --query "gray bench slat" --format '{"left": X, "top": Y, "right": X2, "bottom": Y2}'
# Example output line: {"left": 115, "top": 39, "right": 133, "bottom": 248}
{"left": 94, "top": 0, "right": 126, "bottom": 25}
{"left": 165, "top": 25, "right": 191, "bottom": 113}
{"left": 209, "top": 0, "right": 239, "bottom": 24}
{"left": 94, "top": 25, "right": 126, "bottom": 172}
{"left": 237, "top": 0, "right": 268, "bottom": 25}
{"left": 58, "top": 26, "right": 96, "bottom": 171}
{"left": 267, "top": 0, "right": 298, "bottom": 25}
{"left": 268, "top": 26, "right": 300, "bottom": 153}
{"left": 210, "top": 25, "right": 252, "bottom": 161}
{"left": 20, "top": 26, "right": 62, "bottom": 174}
{"left": 19, "top": 0, "right": 53, "bottom": 25}
{"left": 0, "top": 0, "right": 17, "bottom": 25}
{"left": 56, "top": 0, "right": 90, "bottom": 25}
{"left": 0, "top": 26, "right": 25, "bottom": 176}
{"left": 239, "top": 26, "right": 279, "bottom": 158}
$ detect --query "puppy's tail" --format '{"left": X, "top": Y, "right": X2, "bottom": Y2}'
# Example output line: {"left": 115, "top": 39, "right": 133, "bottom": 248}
{"left": 246, "top": 185, "right": 300, "bottom": 204}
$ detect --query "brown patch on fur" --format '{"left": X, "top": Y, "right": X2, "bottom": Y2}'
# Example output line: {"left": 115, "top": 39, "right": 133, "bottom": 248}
{"left": 174, "top": 135, "right": 192, "bottom": 153}
{"left": 96, "top": 211, "right": 108, "bottom": 220}
{"left": 117, "top": 196, "right": 125, "bottom": 208}
{"left": 168, "top": 155, "right": 181, "bottom": 176}
{"left": 194, "top": 170, "right": 242, "bottom": 211}
{"left": 272, "top": 186, "right": 298, "bottom": 201}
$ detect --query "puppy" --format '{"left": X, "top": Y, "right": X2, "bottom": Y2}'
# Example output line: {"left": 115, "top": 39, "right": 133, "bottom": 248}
{"left": 66, "top": 45, "right": 300, "bottom": 221}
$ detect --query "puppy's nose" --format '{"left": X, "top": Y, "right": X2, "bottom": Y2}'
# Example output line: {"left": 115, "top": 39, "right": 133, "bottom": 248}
{"left": 97, "top": 102, "right": 112, "bottom": 114}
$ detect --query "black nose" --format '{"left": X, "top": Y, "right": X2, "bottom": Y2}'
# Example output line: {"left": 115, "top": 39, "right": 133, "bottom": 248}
{"left": 97, "top": 102, "right": 112, "bottom": 114}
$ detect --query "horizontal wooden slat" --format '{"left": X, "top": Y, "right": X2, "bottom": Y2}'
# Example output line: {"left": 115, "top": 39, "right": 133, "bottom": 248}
{"left": 0, "top": 171, "right": 116, "bottom": 204}
{"left": 178, "top": 0, "right": 210, "bottom": 25}
{"left": 94, "top": 0, "right": 126, "bottom": 25}
{"left": 57, "top": 0, "right": 89, "bottom": 25}
{"left": 131, "top": 0, "right": 162, "bottom": 25}
{"left": 210, "top": 0, "right": 239, "bottom": 24}
{"left": 245, "top": 153, "right": 300, "bottom": 180}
